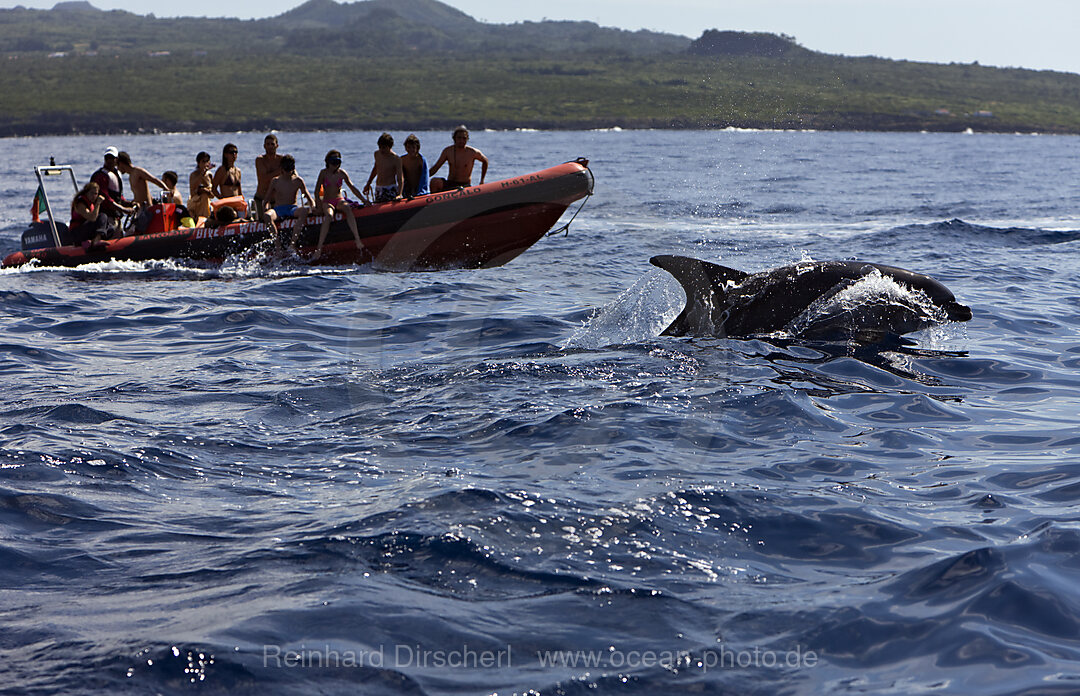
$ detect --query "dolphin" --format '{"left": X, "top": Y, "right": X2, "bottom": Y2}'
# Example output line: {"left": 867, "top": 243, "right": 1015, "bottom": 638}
{"left": 650, "top": 255, "right": 972, "bottom": 341}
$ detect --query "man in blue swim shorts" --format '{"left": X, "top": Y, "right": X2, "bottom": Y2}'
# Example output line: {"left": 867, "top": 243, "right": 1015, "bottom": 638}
{"left": 273, "top": 203, "right": 298, "bottom": 219}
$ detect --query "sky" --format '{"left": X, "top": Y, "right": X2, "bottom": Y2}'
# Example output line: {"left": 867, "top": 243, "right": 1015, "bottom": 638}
{"left": 9, "top": 0, "right": 1080, "bottom": 74}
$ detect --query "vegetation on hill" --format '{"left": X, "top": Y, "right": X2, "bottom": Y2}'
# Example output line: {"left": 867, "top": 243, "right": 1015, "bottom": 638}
{"left": 1, "top": 0, "right": 1078, "bottom": 136}
{"left": 0, "top": 0, "right": 688, "bottom": 56}
{"left": 688, "top": 30, "right": 811, "bottom": 59}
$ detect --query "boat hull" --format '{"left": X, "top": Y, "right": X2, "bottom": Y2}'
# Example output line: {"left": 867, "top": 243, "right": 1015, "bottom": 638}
{"left": 4, "top": 160, "right": 592, "bottom": 270}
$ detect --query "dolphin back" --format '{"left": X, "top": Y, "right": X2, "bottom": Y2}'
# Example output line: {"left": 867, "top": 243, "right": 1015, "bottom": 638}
{"left": 649, "top": 256, "right": 972, "bottom": 340}
{"left": 650, "top": 255, "right": 750, "bottom": 336}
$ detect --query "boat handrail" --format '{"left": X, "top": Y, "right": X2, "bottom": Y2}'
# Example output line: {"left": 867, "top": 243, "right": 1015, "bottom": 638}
{"left": 33, "top": 163, "right": 79, "bottom": 248}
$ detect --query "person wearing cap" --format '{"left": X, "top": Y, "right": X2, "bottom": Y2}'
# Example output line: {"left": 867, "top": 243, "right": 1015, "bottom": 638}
{"left": 90, "top": 146, "right": 136, "bottom": 228}
{"left": 428, "top": 125, "right": 488, "bottom": 193}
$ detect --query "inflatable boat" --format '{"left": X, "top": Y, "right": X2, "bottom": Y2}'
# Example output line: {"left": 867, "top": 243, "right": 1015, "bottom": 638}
{"left": 4, "top": 159, "right": 593, "bottom": 270}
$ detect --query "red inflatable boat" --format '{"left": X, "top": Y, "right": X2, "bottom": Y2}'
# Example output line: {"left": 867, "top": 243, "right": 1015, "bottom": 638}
{"left": 4, "top": 159, "right": 593, "bottom": 270}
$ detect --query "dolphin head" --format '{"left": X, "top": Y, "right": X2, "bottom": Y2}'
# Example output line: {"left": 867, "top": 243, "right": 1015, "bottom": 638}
{"left": 861, "top": 262, "right": 971, "bottom": 323}
{"left": 944, "top": 300, "right": 973, "bottom": 322}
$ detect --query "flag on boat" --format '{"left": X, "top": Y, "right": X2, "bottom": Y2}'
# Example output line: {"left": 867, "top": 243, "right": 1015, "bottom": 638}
{"left": 31, "top": 185, "right": 46, "bottom": 223}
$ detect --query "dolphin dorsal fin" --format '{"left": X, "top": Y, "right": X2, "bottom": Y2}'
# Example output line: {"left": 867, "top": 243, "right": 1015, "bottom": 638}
{"left": 650, "top": 255, "right": 749, "bottom": 286}
{"left": 650, "top": 255, "right": 749, "bottom": 336}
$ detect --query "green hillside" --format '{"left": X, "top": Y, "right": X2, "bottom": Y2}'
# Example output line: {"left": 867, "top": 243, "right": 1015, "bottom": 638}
{"left": 2, "top": 0, "right": 1078, "bottom": 136}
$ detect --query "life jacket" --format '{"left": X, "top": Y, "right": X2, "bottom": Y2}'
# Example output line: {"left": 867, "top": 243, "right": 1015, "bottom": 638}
{"left": 143, "top": 202, "right": 178, "bottom": 233}
{"left": 91, "top": 167, "right": 126, "bottom": 214}
{"left": 70, "top": 194, "right": 96, "bottom": 229}
{"left": 211, "top": 195, "right": 249, "bottom": 215}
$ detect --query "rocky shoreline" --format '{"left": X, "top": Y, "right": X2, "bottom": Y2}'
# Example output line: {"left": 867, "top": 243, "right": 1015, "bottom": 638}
{"left": 2, "top": 114, "right": 1071, "bottom": 138}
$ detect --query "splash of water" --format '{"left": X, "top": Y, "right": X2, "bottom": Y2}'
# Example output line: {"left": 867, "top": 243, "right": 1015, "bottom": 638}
{"left": 783, "top": 269, "right": 949, "bottom": 339}
{"left": 563, "top": 270, "right": 684, "bottom": 349}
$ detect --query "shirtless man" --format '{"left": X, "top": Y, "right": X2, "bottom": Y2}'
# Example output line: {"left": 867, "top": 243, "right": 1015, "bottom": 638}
{"left": 362, "top": 132, "right": 404, "bottom": 203}
{"left": 254, "top": 133, "right": 283, "bottom": 221}
{"left": 262, "top": 154, "right": 315, "bottom": 252}
{"left": 117, "top": 151, "right": 167, "bottom": 206}
{"left": 429, "top": 125, "right": 488, "bottom": 193}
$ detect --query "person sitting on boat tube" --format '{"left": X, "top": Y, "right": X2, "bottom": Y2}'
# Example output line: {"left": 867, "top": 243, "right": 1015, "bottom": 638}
{"left": 69, "top": 181, "right": 110, "bottom": 248}
{"left": 262, "top": 154, "right": 315, "bottom": 253}
{"left": 400, "top": 134, "right": 430, "bottom": 198}
{"left": 90, "top": 146, "right": 136, "bottom": 231}
{"left": 362, "top": 132, "right": 404, "bottom": 203}
{"left": 213, "top": 143, "right": 246, "bottom": 218}
{"left": 429, "top": 125, "right": 488, "bottom": 193}
{"left": 312, "top": 150, "right": 367, "bottom": 261}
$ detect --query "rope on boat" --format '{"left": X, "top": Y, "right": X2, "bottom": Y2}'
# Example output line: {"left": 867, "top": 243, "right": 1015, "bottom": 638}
{"left": 547, "top": 159, "right": 594, "bottom": 237}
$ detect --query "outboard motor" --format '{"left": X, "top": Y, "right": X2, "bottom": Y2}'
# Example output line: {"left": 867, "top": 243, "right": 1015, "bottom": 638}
{"left": 21, "top": 221, "right": 71, "bottom": 251}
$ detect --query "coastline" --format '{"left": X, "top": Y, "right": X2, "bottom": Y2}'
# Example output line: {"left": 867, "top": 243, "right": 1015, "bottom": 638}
{"left": 4, "top": 116, "right": 1075, "bottom": 139}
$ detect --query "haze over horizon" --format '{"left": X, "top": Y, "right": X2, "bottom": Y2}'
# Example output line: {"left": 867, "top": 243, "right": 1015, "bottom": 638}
{"left": 8, "top": 0, "right": 1080, "bottom": 75}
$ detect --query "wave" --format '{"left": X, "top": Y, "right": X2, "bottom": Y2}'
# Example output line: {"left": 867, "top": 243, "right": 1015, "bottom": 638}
{"left": 888, "top": 218, "right": 1080, "bottom": 247}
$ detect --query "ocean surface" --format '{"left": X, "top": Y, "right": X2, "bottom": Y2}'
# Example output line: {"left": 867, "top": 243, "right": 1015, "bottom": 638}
{"left": 2, "top": 129, "right": 1080, "bottom": 695}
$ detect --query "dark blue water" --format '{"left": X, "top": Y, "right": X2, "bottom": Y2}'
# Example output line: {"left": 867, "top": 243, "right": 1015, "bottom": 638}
{"left": 2, "top": 129, "right": 1080, "bottom": 695}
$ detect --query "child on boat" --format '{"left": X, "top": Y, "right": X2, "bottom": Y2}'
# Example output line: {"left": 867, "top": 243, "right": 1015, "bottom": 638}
{"left": 363, "top": 132, "right": 404, "bottom": 203}
{"left": 312, "top": 150, "right": 367, "bottom": 260}
{"left": 161, "top": 171, "right": 184, "bottom": 206}
{"left": 262, "top": 154, "right": 315, "bottom": 253}
{"left": 401, "top": 134, "right": 430, "bottom": 198}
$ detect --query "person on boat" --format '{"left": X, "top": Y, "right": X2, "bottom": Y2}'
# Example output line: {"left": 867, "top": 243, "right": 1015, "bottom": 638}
{"left": 401, "top": 134, "right": 430, "bottom": 198}
{"left": 254, "top": 133, "right": 283, "bottom": 223}
{"left": 69, "top": 181, "right": 110, "bottom": 248}
{"left": 429, "top": 125, "right": 488, "bottom": 192}
{"left": 90, "top": 146, "right": 136, "bottom": 228}
{"left": 262, "top": 154, "right": 315, "bottom": 252}
{"left": 213, "top": 143, "right": 244, "bottom": 213}
{"left": 312, "top": 149, "right": 366, "bottom": 260}
{"left": 117, "top": 151, "right": 167, "bottom": 207}
{"left": 188, "top": 151, "right": 214, "bottom": 222}
{"left": 363, "top": 132, "right": 404, "bottom": 203}
{"left": 161, "top": 171, "right": 184, "bottom": 206}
